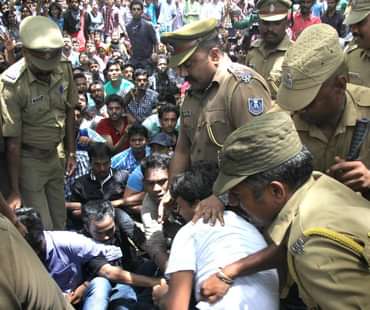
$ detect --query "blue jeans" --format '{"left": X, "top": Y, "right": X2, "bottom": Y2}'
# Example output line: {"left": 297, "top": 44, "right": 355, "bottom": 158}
{"left": 83, "top": 277, "right": 137, "bottom": 310}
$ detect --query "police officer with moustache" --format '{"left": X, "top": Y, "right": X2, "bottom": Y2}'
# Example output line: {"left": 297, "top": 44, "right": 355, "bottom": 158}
{"left": 245, "top": 0, "right": 293, "bottom": 98}
{"left": 1, "top": 16, "right": 77, "bottom": 229}
{"left": 277, "top": 24, "right": 370, "bottom": 198}
{"left": 160, "top": 18, "right": 272, "bottom": 214}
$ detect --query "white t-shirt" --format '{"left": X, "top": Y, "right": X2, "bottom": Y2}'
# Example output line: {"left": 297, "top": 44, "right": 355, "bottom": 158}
{"left": 166, "top": 211, "right": 279, "bottom": 310}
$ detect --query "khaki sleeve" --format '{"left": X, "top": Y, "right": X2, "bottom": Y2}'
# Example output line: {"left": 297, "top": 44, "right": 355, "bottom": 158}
{"left": 0, "top": 83, "right": 22, "bottom": 137}
{"left": 65, "top": 63, "right": 78, "bottom": 109}
{"left": 291, "top": 236, "right": 370, "bottom": 309}
{"left": 0, "top": 216, "right": 73, "bottom": 310}
{"left": 229, "top": 78, "right": 272, "bottom": 129}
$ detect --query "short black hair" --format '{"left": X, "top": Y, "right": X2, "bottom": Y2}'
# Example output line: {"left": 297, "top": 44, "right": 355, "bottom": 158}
{"left": 130, "top": 0, "right": 144, "bottom": 11}
{"left": 15, "top": 207, "right": 45, "bottom": 253}
{"left": 141, "top": 154, "right": 171, "bottom": 177}
{"left": 170, "top": 161, "right": 219, "bottom": 205}
{"left": 245, "top": 146, "right": 314, "bottom": 200}
{"left": 134, "top": 68, "right": 148, "bottom": 80}
{"left": 88, "top": 142, "right": 112, "bottom": 160}
{"left": 73, "top": 72, "right": 87, "bottom": 81}
{"left": 123, "top": 63, "right": 135, "bottom": 70}
{"left": 88, "top": 80, "right": 104, "bottom": 92}
{"left": 81, "top": 199, "right": 115, "bottom": 226}
{"left": 128, "top": 123, "right": 149, "bottom": 139}
{"left": 89, "top": 58, "right": 100, "bottom": 66}
{"left": 105, "top": 94, "right": 125, "bottom": 107}
{"left": 105, "top": 59, "right": 123, "bottom": 72}
{"left": 158, "top": 103, "right": 180, "bottom": 120}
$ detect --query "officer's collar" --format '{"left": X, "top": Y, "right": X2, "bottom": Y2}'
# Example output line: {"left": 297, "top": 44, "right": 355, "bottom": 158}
{"left": 267, "top": 172, "right": 320, "bottom": 246}
{"left": 26, "top": 63, "right": 63, "bottom": 84}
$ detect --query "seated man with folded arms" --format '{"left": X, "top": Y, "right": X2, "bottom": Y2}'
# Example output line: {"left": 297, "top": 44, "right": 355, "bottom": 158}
{"left": 16, "top": 207, "right": 162, "bottom": 310}
{"left": 153, "top": 161, "right": 279, "bottom": 310}
{"left": 66, "top": 142, "right": 134, "bottom": 234}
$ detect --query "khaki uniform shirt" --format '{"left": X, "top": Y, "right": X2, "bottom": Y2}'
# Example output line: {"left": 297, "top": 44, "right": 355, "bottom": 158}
{"left": 0, "top": 58, "right": 77, "bottom": 150}
{"left": 269, "top": 172, "right": 370, "bottom": 309}
{"left": 245, "top": 34, "right": 292, "bottom": 98}
{"left": 292, "top": 83, "right": 370, "bottom": 173}
{"left": 180, "top": 58, "right": 272, "bottom": 163}
{"left": 0, "top": 214, "right": 73, "bottom": 309}
{"left": 345, "top": 44, "right": 370, "bottom": 88}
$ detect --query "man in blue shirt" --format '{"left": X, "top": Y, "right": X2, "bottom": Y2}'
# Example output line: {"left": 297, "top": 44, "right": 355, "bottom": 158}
{"left": 111, "top": 123, "right": 151, "bottom": 173}
{"left": 16, "top": 207, "right": 161, "bottom": 309}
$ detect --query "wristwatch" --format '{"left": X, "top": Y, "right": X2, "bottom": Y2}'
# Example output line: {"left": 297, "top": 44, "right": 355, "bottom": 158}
{"left": 68, "top": 152, "right": 77, "bottom": 159}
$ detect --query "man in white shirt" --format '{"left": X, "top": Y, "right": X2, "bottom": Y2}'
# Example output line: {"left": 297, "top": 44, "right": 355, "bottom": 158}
{"left": 153, "top": 161, "right": 279, "bottom": 310}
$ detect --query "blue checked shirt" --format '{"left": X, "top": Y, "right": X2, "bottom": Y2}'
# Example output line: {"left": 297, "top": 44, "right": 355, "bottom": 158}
{"left": 111, "top": 146, "right": 151, "bottom": 173}
{"left": 127, "top": 88, "right": 159, "bottom": 123}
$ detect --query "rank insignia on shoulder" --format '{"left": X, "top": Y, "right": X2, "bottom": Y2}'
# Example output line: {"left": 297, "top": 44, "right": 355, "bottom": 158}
{"left": 248, "top": 97, "right": 264, "bottom": 116}
{"left": 229, "top": 65, "right": 252, "bottom": 83}
{"left": 290, "top": 237, "right": 306, "bottom": 255}
{"left": 240, "top": 72, "right": 251, "bottom": 83}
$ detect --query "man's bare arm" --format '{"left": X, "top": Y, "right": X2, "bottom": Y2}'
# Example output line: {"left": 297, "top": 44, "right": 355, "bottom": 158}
{"left": 5, "top": 137, "right": 22, "bottom": 209}
{"left": 98, "top": 264, "right": 161, "bottom": 287}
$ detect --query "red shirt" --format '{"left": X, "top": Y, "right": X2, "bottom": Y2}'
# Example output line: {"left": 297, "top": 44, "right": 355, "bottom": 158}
{"left": 290, "top": 12, "right": 321, "bottom": 41}
{"left": 96, "top": 117, "right": 130, "bottom": 150}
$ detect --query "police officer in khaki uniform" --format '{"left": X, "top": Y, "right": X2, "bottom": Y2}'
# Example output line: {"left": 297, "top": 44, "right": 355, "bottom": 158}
{"left": 277, "top": 23, "right": 370, "bottom": 196}
{"left": 210, "top": 111, "right": 370, "bottom": 309}
{"left": 245, "top": 0, "right": 292, "bottom": 98}
{"left": 161, "top": 18, "right": 272, "bottom": 177}
{"left": 0, "top": 16, "right": 77, "bottom": 229}
{"left": 343, "top": 0, "right": 370, "bottom": 87}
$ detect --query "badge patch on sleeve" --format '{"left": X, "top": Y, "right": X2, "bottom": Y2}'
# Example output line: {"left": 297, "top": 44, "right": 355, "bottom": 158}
{"left": 248, "top": 97, "right": 264, "bottom": 116}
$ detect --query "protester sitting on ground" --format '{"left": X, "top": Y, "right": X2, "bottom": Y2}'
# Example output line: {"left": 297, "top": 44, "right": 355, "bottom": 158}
{"left": 153, "top": 161, "right": 279, "bottom": 310}
{"left": 66, "top": 142, "right": 133, "bottom": 232}
{"left": 140, "top": 154, "right": 173, "bottom": 272}
{"left": 124, "top": 68, "right": 159, "bottom": 123}
{"left": 142, "top": 103, "right": 179, "bottom": 145}
{"left": 96, "top": 94, "right": 131, "bottom": 154}
{"left": 0, "top": 201, "right": 72, "bottom": 309}
{"left": 111, "top": 123, "right": 151, "bottom": 174}
{"left": 123, "top": 133, "right": 175, "bottom": 222}
{"left": 64, "top": 107, "right": 106, "bottom": 200}
{"left": 104, "top": 59, "right": 134, "bottom": 96}
{"left": 17, "top": 207, "right": 162, "bottom": 309}
{"left": 81, "top": 199, "right": 157, "bottom": 309}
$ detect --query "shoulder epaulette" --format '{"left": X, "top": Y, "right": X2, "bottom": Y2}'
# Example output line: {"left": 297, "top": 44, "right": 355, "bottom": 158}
{"left": 344, "top": 42, "right": 359, "bottom": 54}
{"left": 1, "top": 58, "right": 26, "bottom": 84}
{"left": 228, "top": 63, "right": 253, "bottom": 83}
{"left": 250, "top": 38, "right": 262, "bottom": 48}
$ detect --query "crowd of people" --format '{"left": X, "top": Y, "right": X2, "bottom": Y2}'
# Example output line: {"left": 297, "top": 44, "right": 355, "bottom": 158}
{"left": 1, "top": 0, "right": 370, "bottom": 309}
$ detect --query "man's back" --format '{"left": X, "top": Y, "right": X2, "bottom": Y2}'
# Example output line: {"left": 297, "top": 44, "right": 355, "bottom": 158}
{"left": 0, "top": 215, "right": 73, "bottom": 309}
{"left": 166, "top": 211, "right": 279, "bottom": 309}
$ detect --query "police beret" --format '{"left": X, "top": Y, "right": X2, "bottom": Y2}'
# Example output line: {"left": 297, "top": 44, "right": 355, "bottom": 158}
{"left": 20, "top": 16, "right": 64, "bottom": 50}
{"left": 213, "top": 112, "right": 303, "bottom": 195}
{"left": 257, "top": 0, "right": 292, "bottom": 21}
{"left": 161, "top": 18, "right": 218, "bottom": 67}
